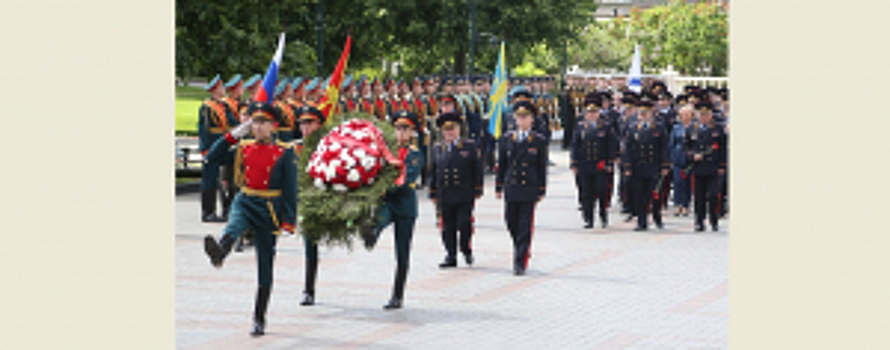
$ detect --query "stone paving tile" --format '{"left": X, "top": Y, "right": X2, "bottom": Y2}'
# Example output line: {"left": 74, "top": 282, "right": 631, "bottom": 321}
{"left": 177, "top": 148, "right": 727, "bottom": 349}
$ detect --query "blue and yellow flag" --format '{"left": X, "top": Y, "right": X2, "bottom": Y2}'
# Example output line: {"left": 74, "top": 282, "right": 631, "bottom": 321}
{"left": 486, "top": 41, "right": 508, "bottom": 140}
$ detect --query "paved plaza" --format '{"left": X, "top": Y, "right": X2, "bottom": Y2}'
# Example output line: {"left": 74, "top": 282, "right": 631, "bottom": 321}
{"left": 176, "top": 147, "right": 728, "bottom": 349}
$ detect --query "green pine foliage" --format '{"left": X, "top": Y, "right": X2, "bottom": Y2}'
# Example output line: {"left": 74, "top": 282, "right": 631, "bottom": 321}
{"left": 297, "top": 112, "right": 399, "bottom": 249}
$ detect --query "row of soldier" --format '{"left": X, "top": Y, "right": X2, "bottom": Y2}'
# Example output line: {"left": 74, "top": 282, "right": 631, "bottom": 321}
{"left": 194, "top": 72, "right": 728, "bottom": 336}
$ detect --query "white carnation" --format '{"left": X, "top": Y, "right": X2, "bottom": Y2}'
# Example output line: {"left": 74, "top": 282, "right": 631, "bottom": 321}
{"left": 332, "top": 184, "right": 348, "bottom": 192}
{"left": 347, "top": 169, "right": 360, "bottom": 182}
{"left": 313, "top": 178, "right": 326, "bottom": 189}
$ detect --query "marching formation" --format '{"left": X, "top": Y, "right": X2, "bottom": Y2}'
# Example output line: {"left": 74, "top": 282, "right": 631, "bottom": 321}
{"left": 194, "top": 70, "right": 729, "bottom": 336}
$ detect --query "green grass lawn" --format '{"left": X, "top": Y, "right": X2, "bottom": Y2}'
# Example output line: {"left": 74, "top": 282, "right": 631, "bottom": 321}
{"left": 176, "top": 86, "right": 205, "bottom": 135}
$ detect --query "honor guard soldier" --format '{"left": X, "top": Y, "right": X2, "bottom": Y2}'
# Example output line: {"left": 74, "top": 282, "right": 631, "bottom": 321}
{"left": 202, "top": 102, "right": 298, "bottom": 337}
{"left": 372, "top": 78, "right": 388, "bottom": 121}
{"left": 429, "top": 112, "right": 483, "bottom": 268}
{"left": 244, "top": 74, "right": 262, "bottom": 112}
{"left": 654, "top": 90, "right": 676, "bottom": 212}
{"left": 291, "top": 103, "right": 328, "bottom": 306}
{"left": 410, "top": 77, "right": 430, "bottom": 187}
{"left": 219, "top": 74, "right": 245, "bottom": 219}
{"left": 496, "top": 101, "right": 547, "bottom": 275}
{"left": 360, "top": 110, "right": 425, "bottom": 310}
{"left": 571, "top": 94, "right": 618, "bottom": 229}
{"left": 198, "top": 74, "right": 239, "bottom": 222}
{"left": 273, "top": 78, "right": 297, "bottom": 142}
{"left": 621, "top": 97, "right": 670, "bottom": 231}
{"left": 685, "top": 101, "right": 727, "bottom": 231}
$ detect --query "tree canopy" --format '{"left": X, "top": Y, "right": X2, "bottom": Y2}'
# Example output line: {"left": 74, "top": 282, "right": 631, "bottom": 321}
{"left": 175, "top": 0, "right": 597, "bottom": 81}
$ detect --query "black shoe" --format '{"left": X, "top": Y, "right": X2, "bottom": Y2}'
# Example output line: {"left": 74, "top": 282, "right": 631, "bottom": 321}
{"left": 513, "top": 266, "right": 526, "bottom": 276}
{"left": 250, "top": 320, "right": 265, "bottom": 337}
{"left": 655, "top": 221, "right": 664, "bottom": 229}
{"left": 633, "top": 226, "right": 647, "bottom": 232}
{"left": 300, "top": 292, "right": 315, "bottom": 306}
{"left": 695, "top": 224, "right": 705, "bottom": 232}
{"left": 583, "top": 222, "right": 593, "bottom": 229}
{"left": 464, "top": 253, "right": 474, "bottom": 266}
{"left": 712, "top": 225, "right": 719, "bottom": 232}
{"left": 383, "top": 298, "right": 402, "bottom": 310}
{"left": 360, "top": 222, "right": 380, "bottom": 251}
{"left": 201, "top": 213, "right": 226, "bottom": 223}
{"left": 439, "top": 256, "right": 457, "bottom": 268}
{"left": 624, "top": 215, "right": 635, "bottom": 223}
{"left": 601, "top": 217, "right": 609, "bottom": 228}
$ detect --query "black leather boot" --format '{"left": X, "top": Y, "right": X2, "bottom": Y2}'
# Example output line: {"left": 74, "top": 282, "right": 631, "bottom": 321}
{"left": 301, "top": 259, "right": 318, "bottom": 306}
{"left": 384, "top": 265, "right": 408, "bottom": 310}
{"left": 201, "top": 190, "right": 225, "bottom": 222}
{"left": 360, "top": 222, "right": 381, "bottom": 251}
{"left": 251, "top": 286, "right": 271, "bottom": 337}
{"left": 203, "top": 234, "right": 235, "bottom": 268}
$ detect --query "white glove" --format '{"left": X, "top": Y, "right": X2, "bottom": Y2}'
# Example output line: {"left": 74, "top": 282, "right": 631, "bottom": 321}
{"left": 231, "top": 119, "right": 253, "bottom": 139}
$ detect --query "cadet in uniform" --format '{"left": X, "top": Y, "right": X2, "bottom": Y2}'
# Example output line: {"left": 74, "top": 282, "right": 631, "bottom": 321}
{"left": 219, "top": 75, "right": 245, "bottom": 220}
{"left": 198, "top": 74, "right": 238, "bottom": 222}
{"left": 360, "top": 110, "right": 424, "bottom": 310}
{"left": 429, "top": 112, "right": 483, "bottom": 268}
{"left": 685, "top": 101, "right": 727, "bottom": 231}
{"left": 202, "top": 102, "right": 298, "bottom": 337}
{"left": 496, "top": 101, "right": 547, "bottom": 275}
{"left": 622, "top": 98, "right": 670, "bottom": 231}
{"left": 571, "top": 94, "right": 617, "bottom": 229}
{"left": 617, "top": 92, "right": 639, "bottom": 219}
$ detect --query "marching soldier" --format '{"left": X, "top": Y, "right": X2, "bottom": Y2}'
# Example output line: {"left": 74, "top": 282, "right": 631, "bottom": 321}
{"left": 618, "top": 92, "right": 639, "bottom": 219}
{"left": 496, "top": 101, "right": 547, "bottom": 275}
{"left": 198, "top": 74, "right": 238, "bottom": 222}
{"left": 571, "top": 94, "right": 617, "bottom": 229}
{"left": 273, "top": 79, "right": 297, "bottom": 142}
{"left": 621, "top": 97, "right": 670, "bottom": 231}
{"left": 429, "top": 112, "right": 483, "bottom": 268}
{"left": 202, "top": 102, "right": 298, "bottom": 337}
{"left": 685, "top": 101, "right": 727, "bottom": 231}
{"left": 360, "top": 110, "right": 425, "bottom": 310}
{"left": 293, "top": 103, "right": 327, "bottom": 306}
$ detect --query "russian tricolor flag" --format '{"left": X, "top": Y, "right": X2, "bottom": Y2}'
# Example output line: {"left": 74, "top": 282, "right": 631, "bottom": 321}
{"left": 253, "top": 32, "right": 286, "bottom": 104}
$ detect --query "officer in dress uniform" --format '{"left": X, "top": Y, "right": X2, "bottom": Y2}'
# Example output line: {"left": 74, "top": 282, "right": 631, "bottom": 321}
{"left": 571, "top": 94, "right": 617, "bottom": 229}
{"left": 496, "top": 101, "right": 547, "bottom": 276}
{"left": 622, "top": 97, "right": 670, "bottom": 231}
{"left": 685, "top": 101, "right": 727, "bottom": 231}
{"left": 360, "top": 110, "right": 424, "bottom": 310}
{"left": 617, "top": 92, "right": 639, "bottom": 219}
{"left": 429, "top": 112, "right": 483, "bottom": 268}
{"left": 198, "top": 74, "right": 239, "bottom": 222}
{"left": 202, "top": 102, "right": 298, "bottom": 337}
{"left": 289, "top": 103, "right": 328, "bottom": 306}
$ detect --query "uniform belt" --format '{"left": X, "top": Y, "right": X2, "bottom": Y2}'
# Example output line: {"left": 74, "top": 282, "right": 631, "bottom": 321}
{"left": 208, "top": 127, "right": 227, "bottom": 134}
{"left": 240, "top": 187, "right": 282, "bottom": 198}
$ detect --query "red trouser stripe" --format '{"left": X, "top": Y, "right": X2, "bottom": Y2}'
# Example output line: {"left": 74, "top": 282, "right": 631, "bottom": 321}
{"left": 524, "top": 203, "right": 537, "bottom": 268}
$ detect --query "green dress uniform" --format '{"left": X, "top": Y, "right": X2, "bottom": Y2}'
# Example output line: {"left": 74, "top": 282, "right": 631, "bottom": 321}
{"left": 202, "top": 102, "right": 298, "bottom": 337}
{"left": 495, "top": 101, "right": 548, "bottom": 276}
{"left": 288, "top": 104, "right": 327, "bottom": 306}
{"left": 361, "top": 110, "right": 425, "bottom": 309}
{"left": 199, "top": 75, "right": 240, "bottom": 222}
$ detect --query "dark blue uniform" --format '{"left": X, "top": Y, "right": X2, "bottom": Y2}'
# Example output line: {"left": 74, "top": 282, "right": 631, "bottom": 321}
{"left": 684, "top": 121, "right": 727, "bottom": 231}
{"left": 571, "top": 118, "right": 618, "bottom": 228}
{"left": 429, "top": 137, "right": 483, "bottom": 266}
{"left": 621, "top": 119, "right": 670, "bottom": 230}
{"left": 496, "top": 130, "right": 548, "bottom": 274}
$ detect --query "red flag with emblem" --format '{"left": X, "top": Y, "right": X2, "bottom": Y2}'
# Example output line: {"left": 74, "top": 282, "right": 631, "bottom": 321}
{"left": 317, "top": 35, "right": 352, "bottom": 123}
